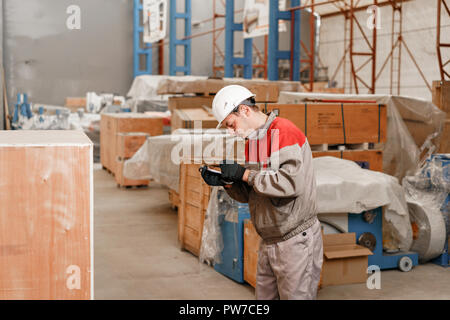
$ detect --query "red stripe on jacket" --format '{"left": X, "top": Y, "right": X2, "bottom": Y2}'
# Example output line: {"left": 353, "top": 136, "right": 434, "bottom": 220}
{"left": 245, "top": 117, "right": 306, "bottom": 165}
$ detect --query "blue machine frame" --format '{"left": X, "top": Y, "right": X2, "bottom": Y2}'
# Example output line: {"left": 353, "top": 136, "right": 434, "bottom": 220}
{"left": 133, "top": 0, "right": 152, "bottom": 78}
{"left": 268, "top": 0, "right": 300, "bottom": 81}
{"left": 348, "top": 207, "right": 419, "bottom": 271}
{"left": 214, "top": 202, "right": 251, "bottom": 283}
{"left": 169, "top": 0, "right": 192, "bottom": 75}
{"left": 224, "top": 0, "right": 253, "bottom": 79}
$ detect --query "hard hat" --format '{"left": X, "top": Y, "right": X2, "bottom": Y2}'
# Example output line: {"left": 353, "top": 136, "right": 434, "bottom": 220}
{"left": 212, "top": 85, "right": 255, "bottom": 129}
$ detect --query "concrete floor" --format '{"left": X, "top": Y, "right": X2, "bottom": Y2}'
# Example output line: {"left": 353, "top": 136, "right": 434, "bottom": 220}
{"left": 94, "top": 167, "right": 450, "bottom": 300}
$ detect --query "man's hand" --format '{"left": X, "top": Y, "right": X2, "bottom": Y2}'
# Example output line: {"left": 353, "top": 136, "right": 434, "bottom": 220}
{"left": 199, "top": 166, "right": 226, "bottom": 186}
{"left": 220, "top": 161, "right": 247, "bottom": 182}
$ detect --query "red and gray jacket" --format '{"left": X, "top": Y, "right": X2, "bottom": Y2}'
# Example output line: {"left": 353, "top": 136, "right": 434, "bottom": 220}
{"left": 225, "top": 112, "right": 318, "bottom": 244}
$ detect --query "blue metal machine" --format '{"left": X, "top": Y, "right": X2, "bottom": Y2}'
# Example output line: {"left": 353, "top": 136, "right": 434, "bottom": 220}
{"left": 12, "top": 93, "right": 33, "bottom": 128}
{"left": 224, "top": 0, "right": 253, "bottom": 79}
{"left": 268, "top": 0, "right": 300, "bottom": 81}
{"left": 348, "top": 207, "right": 419, "bottom": 271}
{"left": 214, "top": 200, "right": 251, "bottom": 283}
{"left": 169, "top": 0, "right": 191, "bottom": 75}
{"left": 133, "top": 0, "right": 153, "bottom": 78}
{"left": 429, "top": 154, "right": 450, "bottom": 267}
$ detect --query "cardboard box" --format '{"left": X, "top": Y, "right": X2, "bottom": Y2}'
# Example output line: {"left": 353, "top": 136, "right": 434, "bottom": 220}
{"left": 0, "top": 131, "right": 93, "bottom": 299}
{"left": 321, "top": 233, "right": 373, "bottom": 287}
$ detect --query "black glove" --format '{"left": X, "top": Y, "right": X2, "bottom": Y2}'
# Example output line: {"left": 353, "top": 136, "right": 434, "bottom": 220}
{"left": 220, "top": 161, "right": 246, "bottom": 182}
{"left": 199, "top": 166, "right": 226, "bottom": 186}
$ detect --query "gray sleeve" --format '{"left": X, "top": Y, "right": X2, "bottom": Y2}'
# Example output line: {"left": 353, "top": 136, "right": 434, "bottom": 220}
{"left": 224, "top": 181, "right": 251, "bottom": 203}
{"left": 247, "top": 144, "right": 305, "bottom": 198}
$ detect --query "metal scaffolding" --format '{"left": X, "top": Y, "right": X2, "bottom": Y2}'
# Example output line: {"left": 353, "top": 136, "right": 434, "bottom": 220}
{"left": 169, "top": 0, "right": 192, "bottom": 75}
{"left": 437, "top": 0, "right": 450, "bottom": 80}
{"left": 133, "top": 0, "right": 152, "bottom": 78}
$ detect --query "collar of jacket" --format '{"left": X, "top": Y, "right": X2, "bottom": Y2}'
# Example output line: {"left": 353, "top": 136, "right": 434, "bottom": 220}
{"left": 246, "top": 112, "right": 277, "bottom": 141}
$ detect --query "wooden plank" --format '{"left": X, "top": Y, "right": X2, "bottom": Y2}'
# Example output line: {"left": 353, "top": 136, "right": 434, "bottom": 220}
{"left": 0, "top": 131, "right": 93, "bottom": 300}
{"left": 116, "top": 132, "right": 149, "bottom": 159}
{"left": 264, "top": 103, "right": 387, "bottom": 145}
{"left": 168, "top": 96, "right": 215, "bottom": 113}
{"left": 171, "top": 108, "right": 218, "bottom": 132}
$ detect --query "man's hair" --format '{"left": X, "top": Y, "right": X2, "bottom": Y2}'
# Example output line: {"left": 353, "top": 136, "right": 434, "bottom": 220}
{"left": 232, "top": 97, "right": 259, "bottom": 113}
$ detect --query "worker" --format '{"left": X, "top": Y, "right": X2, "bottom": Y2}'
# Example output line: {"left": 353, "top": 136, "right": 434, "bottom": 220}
{"left": 200, "top": 85, "right": 323, "bottom": 300}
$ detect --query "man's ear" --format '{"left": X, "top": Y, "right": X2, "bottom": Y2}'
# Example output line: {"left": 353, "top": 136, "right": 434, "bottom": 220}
{"left": 240, "top": 105, "right": 251, "bottom": 117}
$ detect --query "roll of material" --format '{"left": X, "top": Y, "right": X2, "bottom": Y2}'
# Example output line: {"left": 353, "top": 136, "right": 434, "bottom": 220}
{"left": 408, "top": 201, "right": 446, "bottom": 262}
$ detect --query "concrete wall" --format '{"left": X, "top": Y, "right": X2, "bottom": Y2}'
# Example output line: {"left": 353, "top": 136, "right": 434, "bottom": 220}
{"left": 319, "top": 1, "right": 446, "bottom": 101}
{"left": 3, "top": 0, "right": 134, "bottom": 109}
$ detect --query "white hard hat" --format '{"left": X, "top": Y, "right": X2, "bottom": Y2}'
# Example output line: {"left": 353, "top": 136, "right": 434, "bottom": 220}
{"left": 212, "top": 85, "right": 255, "bottom": 129}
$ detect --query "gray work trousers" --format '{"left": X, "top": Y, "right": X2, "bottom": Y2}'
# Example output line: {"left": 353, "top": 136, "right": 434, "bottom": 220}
{"left": 255, "top": 218, "right": 323, "bottom": 300}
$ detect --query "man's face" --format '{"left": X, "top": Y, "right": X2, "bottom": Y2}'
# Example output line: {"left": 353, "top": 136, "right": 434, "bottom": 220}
{"left": 223, "top": 107, "right": 253, "bottom": 138}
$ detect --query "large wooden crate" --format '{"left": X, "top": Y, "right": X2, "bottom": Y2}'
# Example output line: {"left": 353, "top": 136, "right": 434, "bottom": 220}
{"left": 100, "top": 113, "right": 164, "bottom": 174}
{"left": 262, "top": 103, "right": 387, "bottom": 145}
{"left": 171, "top": 108, "right": 218, "bottom": 132}
{"left": 168, "top": 96, "right": 215, "bottom": 113}
{"left": 244, "top": 220, "right": 261, "bottom": 288}
{"left": 0, "top": 131, "right": 93, "bottom": 300}
{"left": 157, "top": 78, "right": 281, "bottom": 102}
{"left": 178, "top": 163, "right": 211, "bottom": 256}
{"left": 432, "top": 80, "right": 450, "bottom": 118}
{"left": 312, "top": 149, "right": 383, "bottom": 172}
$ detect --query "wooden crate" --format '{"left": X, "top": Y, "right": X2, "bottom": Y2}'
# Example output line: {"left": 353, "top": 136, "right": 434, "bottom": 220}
{"left": 178, "top": 163, "right": 211, "bottom": 256}
{"left": 262, "top": 103, "right": 387, "bottom": 145}
{"left": 115, "top": 158, "right": 149, "bottom": 188}
{"left": 0, "top": 131, "right": 93, "bottom": 300}
{"left": 116, "top": 132, "right": 149, "bottom": 159}
{"left": 244, "top": 219, "right": 262, "bottom": 288}
{"left": 439, "top": 119, "right": 450, "bottom": 153}
{"left": 168, "top": 188, "right": 180, "bottom": 209}
{"left": 157, "top": 78, "right": 281, "bottom": 102}
{"left": 100, "top": 113, "right": 164, "bottom": 174}
{"left": 65, "top": 97, "right": 86, "bottom": 112}
{"left": 432, "top": 80, "right": 450, "bottom": 118}
{"left": 171, "top": 108, "right": 218, "bottom": 132}
{"left": 168, "top": 96, "right": 215, "bottom": 113}
{"left": 312, "top": 149, "right": 383, "bottom": 172}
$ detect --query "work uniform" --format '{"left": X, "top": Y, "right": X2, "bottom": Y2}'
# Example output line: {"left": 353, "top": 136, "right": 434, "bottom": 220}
{"left": 225, "top": 112, "right": 323, "bottom": 300}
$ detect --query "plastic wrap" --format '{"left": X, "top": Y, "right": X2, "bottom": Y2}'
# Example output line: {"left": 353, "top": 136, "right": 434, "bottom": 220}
{"left": 278, "top": 92, "right": 446, "bottom": 181}
{"left": 402, "top": 154, "right": 449, "bottom": 262}
{"left": 123, "top": 130, "right": 245, "bottom": 192}
{"left": 199, "top": 187, "right": 240, "bottom": 266}
{"left": 314, "top": 156, "right": 413, "bottom": 251}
